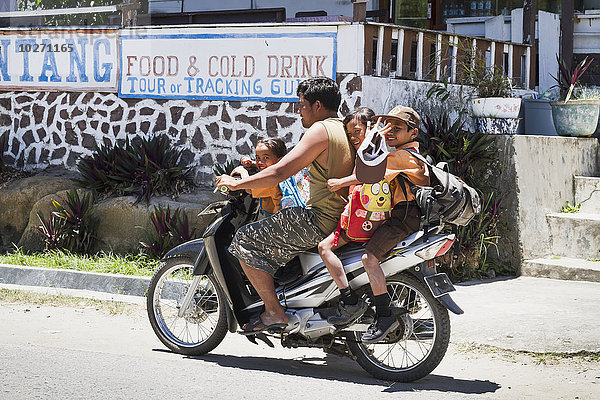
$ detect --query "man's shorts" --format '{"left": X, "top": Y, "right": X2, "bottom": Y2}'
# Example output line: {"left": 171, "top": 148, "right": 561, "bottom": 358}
{"left": 365, "top": 202, "right": 421, "bottom": 261}
{"left": 228, "top": 206, "right": 327, "bottom": 276}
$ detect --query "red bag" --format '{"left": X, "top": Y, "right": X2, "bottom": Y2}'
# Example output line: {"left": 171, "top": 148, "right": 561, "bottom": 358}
{"left": 338, "top": 180, "right": 392, "bottom": 242}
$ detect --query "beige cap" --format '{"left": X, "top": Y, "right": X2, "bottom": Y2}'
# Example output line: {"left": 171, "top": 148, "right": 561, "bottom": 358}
{"left": 374, "top": 105, "right": 420, "bottom": 129}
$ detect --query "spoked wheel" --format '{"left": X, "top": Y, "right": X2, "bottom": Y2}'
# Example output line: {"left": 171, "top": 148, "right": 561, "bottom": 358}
{"left": 347, "top": 273, "right": 450, "bottom": 382}
{"left": 147, "top": 257, "right": 228, "bottom": 355}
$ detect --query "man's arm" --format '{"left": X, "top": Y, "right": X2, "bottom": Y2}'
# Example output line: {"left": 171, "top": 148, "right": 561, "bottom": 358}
{"left": 216, "top": 123, "right": 329, "bottom": 191}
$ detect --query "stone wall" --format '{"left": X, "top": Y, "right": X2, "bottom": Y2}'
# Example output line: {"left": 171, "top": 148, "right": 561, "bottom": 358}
{"left": 0, "top": 74, "right": 363, "bottom": 186}
{"left": 481, "top": 135, "right": 600, "bottom": 271}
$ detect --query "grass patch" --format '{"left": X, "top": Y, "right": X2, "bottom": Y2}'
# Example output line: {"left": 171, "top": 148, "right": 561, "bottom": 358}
{"left": 0, "top": 288, "right": 140, "bottom": 315}
{"left": 0, "top": 248, "right": 160, "bottom": 276}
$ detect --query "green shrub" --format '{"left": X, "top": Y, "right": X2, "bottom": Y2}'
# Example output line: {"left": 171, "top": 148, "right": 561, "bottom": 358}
{"left": 76, "top": 135, "right": 194, "bottom": 203}
{"left": 418, "top": 112, "right": 506, "bottom": 281}
{"left": 140, "top": 205, "right": 197, "bottom": 259}
{"left": 36, "top": 189, "right": 99, "bottom": 254}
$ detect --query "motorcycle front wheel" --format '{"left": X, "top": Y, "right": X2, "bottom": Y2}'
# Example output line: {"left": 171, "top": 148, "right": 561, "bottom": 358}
{"left": 347, "top": 272, "right": 450, "bottom": 382}
{"left": 147, "top": 257, "right": 228, "bottom": 355}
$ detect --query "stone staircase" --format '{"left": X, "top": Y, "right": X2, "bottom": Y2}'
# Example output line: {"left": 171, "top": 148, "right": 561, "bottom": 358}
{"left": 522, "top": 176, "right": 600, "bottom": 282}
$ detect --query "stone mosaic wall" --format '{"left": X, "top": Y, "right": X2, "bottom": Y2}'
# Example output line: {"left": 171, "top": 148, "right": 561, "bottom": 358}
{"left": 0, "top": 74, "right": 363, "bottom": 186}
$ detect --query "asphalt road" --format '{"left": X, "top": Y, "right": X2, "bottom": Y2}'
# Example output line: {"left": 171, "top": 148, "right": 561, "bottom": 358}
{"left": 1, "top": 300, "right": 598, "bottom": 400}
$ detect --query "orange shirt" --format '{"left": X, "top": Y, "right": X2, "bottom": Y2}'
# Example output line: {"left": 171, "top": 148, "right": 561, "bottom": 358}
{"left": 384, "top": 142, "right": 430, "bottom": 205}
{"left": 251, "top": 185, "right": 283, "bottom": 215}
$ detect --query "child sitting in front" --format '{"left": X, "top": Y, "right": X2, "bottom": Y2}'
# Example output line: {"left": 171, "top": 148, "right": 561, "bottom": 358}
{"left": 231, "top": 138, "right": 308, "bottom": 216}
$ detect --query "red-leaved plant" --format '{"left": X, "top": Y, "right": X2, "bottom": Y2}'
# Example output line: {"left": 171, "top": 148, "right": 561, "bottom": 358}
{"left": 552, "top": 56, "right": 594, "bottom": 102}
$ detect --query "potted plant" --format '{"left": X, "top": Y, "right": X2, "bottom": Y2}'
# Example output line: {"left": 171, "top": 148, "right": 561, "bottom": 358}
{"left": 550, "top": 56, "right": 600, "bottom": 137}
{"left": 462, "top": 49, "right": 522, "bottom": 134}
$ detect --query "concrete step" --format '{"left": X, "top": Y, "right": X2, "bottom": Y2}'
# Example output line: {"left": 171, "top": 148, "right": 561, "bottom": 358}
{"left": 522, "top": 257, "right": 600, "bottom": 283}
{"left": 574, "top": 176, "right": 600, "bottom": 213}
{"left": 546, "top": 212, "right": 600, "bottom": 259}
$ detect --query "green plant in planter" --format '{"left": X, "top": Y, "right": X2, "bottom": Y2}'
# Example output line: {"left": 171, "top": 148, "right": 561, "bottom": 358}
{"left": 549, "top": 56, "right": 599, "bottom": 137}
{"left": 552, "top": 56, "right": 594, "bottom": 102}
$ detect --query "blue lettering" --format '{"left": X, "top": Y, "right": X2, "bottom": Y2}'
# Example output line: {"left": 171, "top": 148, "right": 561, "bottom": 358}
{"left": 241, "top": 80, "right": 250, "bottom": 95}
{"left": 16, "top": 39, "right": 35, "bottom": 82}
{"left": 225, "top": 79, "right": 233, "bottom": 94}
{"left": 271, "top": 79, "right": 280, "bottom": 95}
{"left": 66, "top": 38, "right": 88, "bottom": 83}
{"left": 284, "top": 80, "right": 295, "bottom": 96}
{"left": 215, "top": 78, "right": 223, "bottom": 94}
{"left": 205, "top": 79, "right": 214, "bottom": 93}
{"left": 127, "top": 76, "right": 137, "bottom": 93}
{"left": 39, "top": 40, "right": 61, "bottom": 82}
{"left": 93, "top": 39, "right": 112, "bottom": 82}
{"left": 139, "top": 77, "right": 146, "bottom": 92}
{"left": 0, "top": 40, "right": 10, "bottom": 81}
{"left": 184, "top": 77, "right": 193, "bottom": 93}
{"left": 253, "top": 79, "right": 262, "bottom": 95}
{"left": 158, "top": 78, "right": 165, "bottom": 94}
{"left": 196, "top": 78, "right": 204, "bottom": 93}
{"left": 148, "top": 78, "right": 156, "bottom": 93}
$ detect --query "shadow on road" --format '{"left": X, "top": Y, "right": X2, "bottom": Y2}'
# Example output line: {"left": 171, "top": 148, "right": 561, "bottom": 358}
{"left": 167, "top": 349, "right": 500, "bottom": 394}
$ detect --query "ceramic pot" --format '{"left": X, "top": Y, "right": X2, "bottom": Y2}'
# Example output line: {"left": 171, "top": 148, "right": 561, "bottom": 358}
{"left": 474, "top": 117, "right": 521, "bottom": 134}
{"left": 549, "top": 99, "right": 600, "bottom": 137}
{"left": 471, "top": 97, "right": 522, "bottom": 118}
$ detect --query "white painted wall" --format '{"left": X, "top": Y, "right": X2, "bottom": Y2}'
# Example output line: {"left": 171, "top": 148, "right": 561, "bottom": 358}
{"left": 0, "top": 0, "right": 15, "bottom": 12}
{"left": 484, "top": 15, "right": 508, "bottom": 41}
{"left": 510, "top": 8, "right": 523, "bottom": 43}
{"left": 538, "top": 11, "right": 560, "bottom": 94}
{"left": 574, "top": 13, "right": 600, "bottom": 54}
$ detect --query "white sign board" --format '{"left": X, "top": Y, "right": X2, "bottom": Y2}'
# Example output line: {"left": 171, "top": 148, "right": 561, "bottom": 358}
{"left": 119, "top": 27, "right": 337, "bottom": 101}
{"left": 0, "top": 29, "right": 118, "bottom": 91}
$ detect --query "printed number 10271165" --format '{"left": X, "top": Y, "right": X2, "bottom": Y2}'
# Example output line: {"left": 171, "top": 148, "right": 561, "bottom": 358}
{"left": 16, "top": 43, "right": 75, "bottom": 53}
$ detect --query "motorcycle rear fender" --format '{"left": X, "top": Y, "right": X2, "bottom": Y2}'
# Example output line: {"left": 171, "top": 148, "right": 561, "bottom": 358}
{"left": 163, "top": 238, "right": 211, "bottom": 275}
{"left": 408, "top": 263, "right": 464, "bottom": 315}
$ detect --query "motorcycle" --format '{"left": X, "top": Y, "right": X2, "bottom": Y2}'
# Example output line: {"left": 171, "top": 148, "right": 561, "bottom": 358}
{"left": 146, "top": 187, "right": 463, "bottom": 382}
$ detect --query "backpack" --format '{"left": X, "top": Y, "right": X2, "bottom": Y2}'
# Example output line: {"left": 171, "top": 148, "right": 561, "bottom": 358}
{"left": 397, "top": 149, "right": 481, "bottom": 230}
{"left": 339, "top": 180, "right": 393, "bottom": 242}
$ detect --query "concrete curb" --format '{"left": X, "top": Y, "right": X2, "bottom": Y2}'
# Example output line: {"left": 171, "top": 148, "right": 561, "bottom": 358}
{"left": 0, "top": 263, "right": 151, "bottom": 297}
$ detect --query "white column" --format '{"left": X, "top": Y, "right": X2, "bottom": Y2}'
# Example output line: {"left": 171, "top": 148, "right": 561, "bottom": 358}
{"left": 376, "top": 25, "right": 385, "bottom": 76}
{"left": 525, "top": 45, "right": 531, "bottom": 89}
{"left": 508, "top": 44, "right": 514, "bottom": 79}
{"left": 397, "top": 28, "right": 404, "bottom": 78}
{"left": 416, "top": 32, "right": 424, "bottom": 80}
{"left": 435, "top": 33, "right": 442, "bottom": 81}
{"left": 451, "top": 36, "right": 458, "bottom": 83}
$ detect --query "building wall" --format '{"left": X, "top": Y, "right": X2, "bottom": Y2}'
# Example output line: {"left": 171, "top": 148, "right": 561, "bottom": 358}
{"left": 0, "top": 74, "right": 362, "bottom": 185}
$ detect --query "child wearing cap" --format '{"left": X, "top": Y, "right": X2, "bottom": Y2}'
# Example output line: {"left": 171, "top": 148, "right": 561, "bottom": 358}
{"left": 321, "top": 105, "right": 430, "bottom": 344}
{"left": 359, "top": 105, "right": 429, "bottom": 344}
{"left": 317, "top": 107, "right": 389, "bottom": 326}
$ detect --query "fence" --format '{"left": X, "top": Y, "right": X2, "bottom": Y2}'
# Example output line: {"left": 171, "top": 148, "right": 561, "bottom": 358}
{"left": 361, "top": 22, "right": 533, "bottom": 89}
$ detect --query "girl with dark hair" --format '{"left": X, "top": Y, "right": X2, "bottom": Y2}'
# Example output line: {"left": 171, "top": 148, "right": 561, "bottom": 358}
{"left": 232, "top": 138, "right": 309, "bottom": 216}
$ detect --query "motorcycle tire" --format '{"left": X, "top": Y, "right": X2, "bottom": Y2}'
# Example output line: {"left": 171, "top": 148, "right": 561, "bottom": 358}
{"left": 147, "top": 257, "right": 228, "bottom": 356}
{"left": 347, "top": 272, "right": 450, "bottom": 382}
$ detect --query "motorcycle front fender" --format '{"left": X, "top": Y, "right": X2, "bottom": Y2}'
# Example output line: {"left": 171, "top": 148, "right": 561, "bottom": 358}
{"left": 163, "top": 238, "right": 210, "bottom": 276}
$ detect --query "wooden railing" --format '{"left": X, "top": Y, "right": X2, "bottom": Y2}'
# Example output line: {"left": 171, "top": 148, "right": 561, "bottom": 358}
{"left": 362, "top": 22, "right": 533, "bottom": 89}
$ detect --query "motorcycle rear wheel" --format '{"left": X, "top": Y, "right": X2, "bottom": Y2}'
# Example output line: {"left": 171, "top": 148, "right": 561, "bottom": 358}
{"left": 347, "top": 272, "right": 450, "bottom": 382}
{"left": 147, "top": 257, "right": 228, "bottom": 355}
